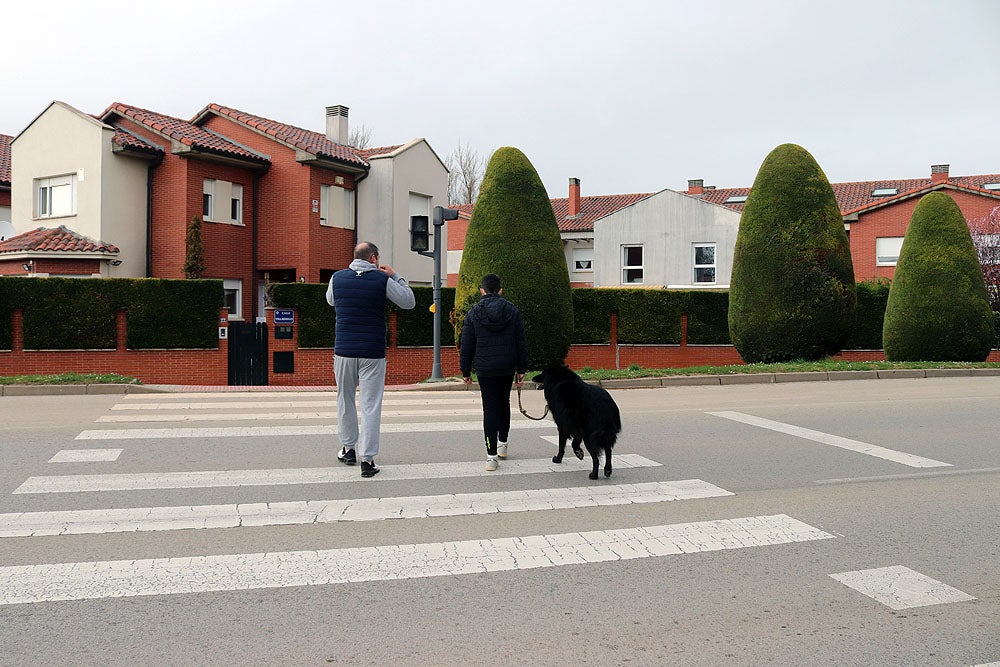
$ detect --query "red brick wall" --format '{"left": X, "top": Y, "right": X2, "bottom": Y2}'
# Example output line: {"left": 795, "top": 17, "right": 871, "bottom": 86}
{"left": 0, "top": 258, "right": 100, "bottom": 276}
{"left": 199, "top": 115, "right": 357, "bottom": 280}
{"left": 1, "top": 309, "right": 229, "bottom": 384}
{"left": 852, "top": 191, "right": 1000, "bottom": 281}
{"left": 445, "top": 216, "right": 469, "bottom": 287}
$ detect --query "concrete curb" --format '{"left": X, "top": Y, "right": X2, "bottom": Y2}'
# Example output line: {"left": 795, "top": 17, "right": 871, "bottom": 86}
{"left": 6, "top": 367, "right": 1000, "bottom": 395}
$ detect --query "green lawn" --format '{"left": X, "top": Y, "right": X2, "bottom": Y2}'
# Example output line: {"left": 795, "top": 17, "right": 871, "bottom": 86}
{"left": 0, "top": 373, "right": 140, "bottom": 385}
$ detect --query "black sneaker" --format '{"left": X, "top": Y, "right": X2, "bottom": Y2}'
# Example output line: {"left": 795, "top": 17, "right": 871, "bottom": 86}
{"left": 360, "top": 460, "right": 380, "bottom": 478}
{"left": 337, "top": 447, "right": 357, "bottom": 465}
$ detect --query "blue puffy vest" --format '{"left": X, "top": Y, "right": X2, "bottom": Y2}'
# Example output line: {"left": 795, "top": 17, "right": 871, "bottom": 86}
{"left": 332, "top": 268, "right": 390, "bottom": 358}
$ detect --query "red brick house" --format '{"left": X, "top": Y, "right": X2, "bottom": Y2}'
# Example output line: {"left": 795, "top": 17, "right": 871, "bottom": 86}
{"left": 692, "top": 165, "right": 1000, "bottom": 281}
{"left": 6, "top": 100, "right": 450, "bottom": 320}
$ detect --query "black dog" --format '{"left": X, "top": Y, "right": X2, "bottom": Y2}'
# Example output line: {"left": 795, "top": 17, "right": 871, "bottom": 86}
{"left": 532, "top": 365, "right": 621, "bottom": 480}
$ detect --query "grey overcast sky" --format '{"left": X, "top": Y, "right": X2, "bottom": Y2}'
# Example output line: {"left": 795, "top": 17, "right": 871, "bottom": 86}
{"left": 3, "top": 0, "right": 998, "bottom": 199}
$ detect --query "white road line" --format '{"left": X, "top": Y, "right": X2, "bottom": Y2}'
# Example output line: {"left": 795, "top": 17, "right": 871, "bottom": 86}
{"left": 47, "top": 449, "right": 123, "bottom": 463}
{"left": 0, "top": 479, "right": 731, "bottom": 537}
{"left": 830, "top": 566, "right": 977, "bottom": 610}
{"left": 75, "top": 420, "right": 553, "bottom": 441}
{"left": 97, "top": 409, "right": 483, "bottom": 422}
{"left": 708, "top": 411, "right": 951, "bottom": 468}
{"left": 114, "top": 398, "right": 483, "bottom": 410}
{"left": 120, "top": 392, "right": 475, "bottom": 400}
{"left": 0, "top": 514, "right": 832, "bottom": 605}
{"left": 815, "top": 467, "right": 1000, "bottom": 485}
{"left": 12, "top": 454, "right": 661, "bottom": 494}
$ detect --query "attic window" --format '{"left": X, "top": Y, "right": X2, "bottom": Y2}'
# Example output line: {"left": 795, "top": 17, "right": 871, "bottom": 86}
{"left": 724, "top": 195, "right": 748, "bottom": 204}
{"left": 872, "top": 188, "right": 898, "bottom": 197}
{"left": 983, "top": 183, "right": 1000, "bottom": 191}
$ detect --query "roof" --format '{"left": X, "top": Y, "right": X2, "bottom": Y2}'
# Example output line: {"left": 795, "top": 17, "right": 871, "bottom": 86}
{"left": 696, "top": 173, "right": 1000, "bottom": 215}
{"left": 200, "top": 103, "right": 368, "bottom": 168}
{"left": 454, "top": 192, "right": 656, "bottom": 233}
{"left": 0, "top": 133, "right": 11, "bottom": 186}
{"left": 0, "top": 226, "right": 119, "bottom": 254}
{"left": 100, "top": 103, "right": 269, "bottom": 164}
{"left": 110, "top": 126, "right": 164, "bottom": 156}
{"left": 355, "top": 144, "right": 403, "bottom": 159}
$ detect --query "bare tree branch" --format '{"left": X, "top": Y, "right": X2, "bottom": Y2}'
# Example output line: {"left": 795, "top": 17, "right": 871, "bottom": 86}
{"left": 348, "top": 124, "right": 373, "bottom": 150}
{"left": 446, "top": 142, "right": 487, "bottom": 205}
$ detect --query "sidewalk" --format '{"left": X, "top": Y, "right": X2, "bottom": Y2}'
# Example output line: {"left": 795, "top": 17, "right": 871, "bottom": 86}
{"left": 4, "top": 367, "right": 1000, "bottom": 396}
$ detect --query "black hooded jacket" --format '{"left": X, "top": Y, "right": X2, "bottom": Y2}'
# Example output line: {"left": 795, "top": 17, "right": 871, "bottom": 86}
{"left": 460, "top": 293, "right": 528, "bottom": 378}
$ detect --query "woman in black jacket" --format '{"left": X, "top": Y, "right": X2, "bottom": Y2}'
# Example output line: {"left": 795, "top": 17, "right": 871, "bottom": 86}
{"left": 460, "top": 274, "right": 529, "bottom": 471}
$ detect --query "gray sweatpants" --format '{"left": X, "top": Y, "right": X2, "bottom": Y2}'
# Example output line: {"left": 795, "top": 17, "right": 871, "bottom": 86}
{"left": 334, "top": 356, "right": 387, "bottom": 463}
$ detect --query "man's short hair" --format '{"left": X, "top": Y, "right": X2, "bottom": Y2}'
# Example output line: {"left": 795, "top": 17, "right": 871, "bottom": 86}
{"left": 481, "top": 273, "right": 501, "bottom": 294}
{"left": 354, "top": 242, "right": 379, "bottom": 261}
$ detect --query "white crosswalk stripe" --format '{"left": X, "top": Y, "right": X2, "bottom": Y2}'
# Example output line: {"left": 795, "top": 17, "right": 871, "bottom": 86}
{"left": 0, "top": 480, "right": 733, "bottom": 536}
{"left": 96, "top": 408, "right": 484, "bottom": 422}
{"left": 0, "top": 514, "right": 834, "bottom": 605}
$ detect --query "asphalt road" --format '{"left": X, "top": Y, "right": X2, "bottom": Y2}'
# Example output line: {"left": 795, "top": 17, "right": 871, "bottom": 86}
{"left": 0, "top": 377, "right": 997, "bottom": 666}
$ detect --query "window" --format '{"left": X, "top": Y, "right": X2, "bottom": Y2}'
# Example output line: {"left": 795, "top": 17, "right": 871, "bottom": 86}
{"left": 223, "top": 279, "right": 243, "bottom": 319}
{"left": 622, "top": 245, "right": 643, "bottom": 284}
{"left": 230, "top": 184, "right": 243, "bottom": 223}
{"left": 724, "top": 195, "right": 748, "bottom": 204}
{"left": 320, "top": 184, "right": 354, "bottom": 229}
{"left": 983, "top": 183, "right": 1000, "bottom": 191}
{"left": 573, "top": 247, "right": 594, "bottom": 272}
{"left": 693, "top": 243, "right": 716, "bottom": 283}
{"left": 203, "top": 179, "right": 214, "bottom": 219}
{"left": 204, "top": 179, "right": 244, "bottom": 224}
{"left": 36, "top": 175, "right": 75, "bottom": 218}
{"left": 872, "top": 187, "right": 898, "bottom": 197}
{"left": 876, "top": 237, "right": 904, "bottom": 265}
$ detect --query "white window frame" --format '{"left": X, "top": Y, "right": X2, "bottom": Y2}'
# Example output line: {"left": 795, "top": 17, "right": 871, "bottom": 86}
{"left": 320, "top": 184, "right": 355, "bottom": 229}
{"left": 203, "top": 179, "right": 215, "bottom": 220}
{"left": 621, "top": 245, "right": 644, "bottom": 284}
{"left": 573, "top": 247, "right": 594, "bottom": 272}
{"left": 693, "top": 243, "right": 717, "bottom": 284}
{"left": 230, "top": 184, "right": 243, "bottom": 224}
{"left": 35, "top": 175, "right": 76, "bottom": 219}
{"left": 876, "top": 237, "right": 904, "bottom": 266}
{"left": 223, "top": 279, "right": 243, "bottom": 320}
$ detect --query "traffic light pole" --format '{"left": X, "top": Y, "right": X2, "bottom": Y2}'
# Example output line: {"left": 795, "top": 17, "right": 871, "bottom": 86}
{"left": 415, "top": 206, "right": 458, "bottom": 381}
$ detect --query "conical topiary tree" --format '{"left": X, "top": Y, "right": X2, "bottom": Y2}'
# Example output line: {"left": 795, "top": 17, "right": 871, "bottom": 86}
{"left": 183, "top": 215, "right": 205, "bottom": 279}
{"left": 883, "top": 192, "right": 994, "bottom": 361}
{"left": 729, "top": 143, "right": 856, "bottom": 362}
{"left": 454, "top": 146, "right": 573, "bottom": 369}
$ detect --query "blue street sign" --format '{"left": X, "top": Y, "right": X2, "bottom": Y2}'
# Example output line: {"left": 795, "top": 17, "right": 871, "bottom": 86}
{"left": 274, "top": 309, "right": 294, "bottom": 324}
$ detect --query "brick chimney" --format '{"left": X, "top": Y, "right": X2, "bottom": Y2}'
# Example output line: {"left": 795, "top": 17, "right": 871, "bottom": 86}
{"left": 931, "top": 164, "right": 950, "bottom": 184}
{"left": 325, "top": 105, "right": 349, "bottom": 145}
{"left": 687, "top": 179, "right": 704, "bottom": 195}
{"left": 568, "top": 178, "right": 581, "bottom": 217}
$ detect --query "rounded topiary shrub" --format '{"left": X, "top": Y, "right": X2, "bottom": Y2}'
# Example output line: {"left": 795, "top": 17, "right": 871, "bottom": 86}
{"left": 883, "top": 192, "right": 994, "bottom": 361}
{"left": 455, "top": 146, "right": 573, "bottom": 368}
{"left": 729, "top": 143, "right": 856, "bottom": 362}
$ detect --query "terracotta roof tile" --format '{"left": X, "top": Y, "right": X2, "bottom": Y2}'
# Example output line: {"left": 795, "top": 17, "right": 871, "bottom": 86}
{"left": 0, "top": 226, "right": 119, "bottom": 254}
{"left": 697, "top": 173, "right": 1000, "bottom": 215}
{"left": 205, "top": 103, "right": 368, "bottom": 167}
{"left": 0, "top": 133, "right": 12, "bottom": 186}
{"left": 101, "top": 103, "right": 268, "bottom": 164}
{"left": 355, "top": 144, "right": 403, "bottom": 159}
{"left": 553, "top": 193, "right": 655, "bottom": 232}
{"left": 111, "top": 126, "right": 164, "bottom": 155}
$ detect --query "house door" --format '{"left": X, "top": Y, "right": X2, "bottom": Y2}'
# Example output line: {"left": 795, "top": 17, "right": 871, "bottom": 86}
{"left": 228, "top": 321, "right": 268, "bottom": 386}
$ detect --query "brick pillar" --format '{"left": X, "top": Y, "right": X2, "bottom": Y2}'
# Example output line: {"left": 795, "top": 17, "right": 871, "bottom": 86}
{"left": 116, "top": 310, "right": 128, "bottom": 352}
{"left": 610, "top": 311, "right": 619, "bottom": 369}
{"left": 12, "top": 309, "right": 23, "bottom": 353}
{"left": 680, "top": 313, "right": 688, "bottom": 347}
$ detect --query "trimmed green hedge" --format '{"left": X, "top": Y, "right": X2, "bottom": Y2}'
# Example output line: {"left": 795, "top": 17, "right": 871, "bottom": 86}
{"left": 844, "top": 280, "right": 891, "bottom": 349}
{"left": 0, "top": 277, "right": 222, "bottom": 350}
{"left": 269, "top": 283, "right": 454, "bottom": 349}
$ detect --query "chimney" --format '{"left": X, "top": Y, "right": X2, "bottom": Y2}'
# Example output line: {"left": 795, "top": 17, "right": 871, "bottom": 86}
{"left": 931, "top": 164, "right": 949, "bottom": 184}
{"left": 325, "top": 105, "right": 349, "bottom": 145}
{"left": 568, "top": 178, "right": 581, "bottom": 217}
{"left": 687, "top": 179, "right": 704, "bottom": 195}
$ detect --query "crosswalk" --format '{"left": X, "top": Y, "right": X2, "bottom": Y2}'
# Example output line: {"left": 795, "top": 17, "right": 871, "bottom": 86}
{"left": 0, "top": 389, "right": 983, "bottom": 624}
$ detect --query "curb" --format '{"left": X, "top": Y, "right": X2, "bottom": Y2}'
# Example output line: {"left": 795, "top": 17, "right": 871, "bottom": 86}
{"left": 5, "top": 368, "right": 1000, "bottom": 395}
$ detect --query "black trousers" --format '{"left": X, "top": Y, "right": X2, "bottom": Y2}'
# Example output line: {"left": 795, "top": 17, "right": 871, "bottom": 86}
{"left": 478, "top": 374, "right": 514, "bottom": 455}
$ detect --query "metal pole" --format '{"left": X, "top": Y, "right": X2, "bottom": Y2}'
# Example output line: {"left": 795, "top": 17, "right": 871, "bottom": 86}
{"left": 429, "top": 206, "right": 444, "bottom": 380}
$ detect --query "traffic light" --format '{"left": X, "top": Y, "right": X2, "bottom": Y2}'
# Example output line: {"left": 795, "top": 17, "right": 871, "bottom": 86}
{"left": 410, "top": 215, "right": 429, "bottom": 252}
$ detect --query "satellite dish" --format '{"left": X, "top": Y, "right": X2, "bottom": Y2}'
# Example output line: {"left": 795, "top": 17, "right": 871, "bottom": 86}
{"left": 0, "top": 221, "right": 16, "bottom": 241}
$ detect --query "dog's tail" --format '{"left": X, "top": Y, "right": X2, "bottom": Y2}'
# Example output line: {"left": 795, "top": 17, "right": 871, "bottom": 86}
{"left": 589, "top": 428, "right": 618, "bottom": 451}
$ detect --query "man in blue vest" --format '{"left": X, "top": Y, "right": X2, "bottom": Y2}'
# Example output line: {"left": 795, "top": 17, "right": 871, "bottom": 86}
{"left": 326, "top": 242, "right": 415, "bottom": 477}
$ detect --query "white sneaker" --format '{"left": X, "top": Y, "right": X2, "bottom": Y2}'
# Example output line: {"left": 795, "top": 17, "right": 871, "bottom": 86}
{"left": 497, "top": 441, "right": 508, "bottom": 459}
{"left": 485, "top": 457, "right": 498, "bottom": 471}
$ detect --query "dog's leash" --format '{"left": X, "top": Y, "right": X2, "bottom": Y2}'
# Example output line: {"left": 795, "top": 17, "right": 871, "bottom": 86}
{"left": 517, "top": 384, "right": 550, "bottom": 421}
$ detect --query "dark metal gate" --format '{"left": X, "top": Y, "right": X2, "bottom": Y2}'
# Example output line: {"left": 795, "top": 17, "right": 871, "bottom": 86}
{"left": 228, "top": 321, "right": 268, "bottom": 386}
